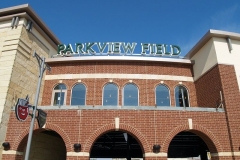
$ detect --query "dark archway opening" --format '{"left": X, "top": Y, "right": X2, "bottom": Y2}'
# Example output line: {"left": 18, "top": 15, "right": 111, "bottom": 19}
{"left": 168, "top": 131, "right": 209, "bottom": 160}
{"left": 90, "top": 131, "right": 143, "bottom": 160}
{"left": 19, "top": 130, "right": 66, "bottom": 160}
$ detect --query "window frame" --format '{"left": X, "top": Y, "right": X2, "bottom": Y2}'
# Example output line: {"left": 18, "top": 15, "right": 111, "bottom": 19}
{"left": 174, "top": 85, "right": 190, "bottom": 107}
{"left": 102, "top": 83, "right": 119, "bottom": 106}
{"left": 122, "top": 83, "right": 139, "bottom": 106}
{"left": 155, "top": 84, "right": 171, "bottom": 107}
{"left": 51, "top": 83, "right": 67, "bottom": 106}
{"left": 70, "top": 83, "right": 87, "bottom": 106}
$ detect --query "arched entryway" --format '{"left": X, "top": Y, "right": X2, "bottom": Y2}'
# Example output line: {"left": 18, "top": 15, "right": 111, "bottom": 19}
{"left": 18, "top": 129, "right": 66, "bottom": 160}
{"left": 168, "top": 131, "right": 211, "bottom": 160}
{"left": 90, "top": 131, "right": 143, "bottom": 160}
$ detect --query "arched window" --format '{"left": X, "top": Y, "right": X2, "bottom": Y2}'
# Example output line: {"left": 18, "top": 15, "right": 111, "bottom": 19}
{"left": 155, "top": 84, "right": 170, "bottom": 106}
{"left": 103, "top": 83, "right": 118, "bottom": 106}
{"left": 175, "top": 85, "right": 189, "bottom": 107}
{"left": 52, "top": 84, "right": 67, "bottom": 106}
{"left": 123, "top": 83, "right": 138, "bottom": 106}
{"left": 71, "top": 83, "right": 86, "bottom": 105}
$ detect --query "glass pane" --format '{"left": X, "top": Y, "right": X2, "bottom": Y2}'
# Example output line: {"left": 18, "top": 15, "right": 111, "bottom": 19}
{"left": 123, "top": 84, "right": 138, "bottom": 106}
{"left": 53, "top": 92, "right": 65, "bottom": 105}
{"left": 156, "top": 85, "right": 170, "bottom": 106}
{"left": 103, "top": 83, "right": 118, "bottom": 106}
{"left": 175, "top": 86, "right": 189, "bottom": 107}
{"left": 54, "top": 84, "right": 66, "bottom": 90}
{"left": 71, "top": 84, "right": 86, "bottom": 105}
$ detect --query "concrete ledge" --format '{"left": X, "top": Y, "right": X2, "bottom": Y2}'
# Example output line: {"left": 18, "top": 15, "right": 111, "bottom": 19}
{"left": 2, "top": 150, "right": 23, "bottom": 155}
{"left": 31, "top": 105, "right": 224, "bottom": 112}
{"left": 46, "top": 56, "right": 194, "bottom": 64}
{"left": 45, "top": 73, "right": 194, "bottom": 82}
{"left": 67, "top": 152, "right": 89, "bottom": 156}
{"left": 211, "top": 152, "right": 240, "bottom": 156}
{"left": 143, "top": 152, "right": 167, "bottom": 157}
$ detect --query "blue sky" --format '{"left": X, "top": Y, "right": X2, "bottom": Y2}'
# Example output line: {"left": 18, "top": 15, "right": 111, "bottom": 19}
{"left": 1, "top": 0, "right": 240, "bottom": 56}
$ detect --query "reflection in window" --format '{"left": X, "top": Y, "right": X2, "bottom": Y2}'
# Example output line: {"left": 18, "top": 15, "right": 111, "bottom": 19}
{"left": 175, "top": 85, "right": 189, "bottom": 107}
{"left": 71, "top": 83, "right": 86, "bottom": 105}
{"left": 52, "top": 84, "right": 67, "bottom": 106}
{"left": 156, "top": 84, "right": 170, "bottom": 106}
{"left": 123, "top": 83, "right": 138, "bottom": 106}
{"left": 103, "top": 83, "right": 118, "bottom": 106}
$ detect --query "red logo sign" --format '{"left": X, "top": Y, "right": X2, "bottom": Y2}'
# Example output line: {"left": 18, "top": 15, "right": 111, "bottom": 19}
{"left": 15, "top": 98, "right": 29, "bottom": 121}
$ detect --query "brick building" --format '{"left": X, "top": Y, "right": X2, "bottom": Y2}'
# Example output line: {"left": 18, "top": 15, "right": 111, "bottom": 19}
{"left": 1, "top": 4, "right": 240, "bottom": 160}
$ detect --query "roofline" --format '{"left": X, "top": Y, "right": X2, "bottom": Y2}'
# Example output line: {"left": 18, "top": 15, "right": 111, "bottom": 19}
{"left": 185, "top": 29, "right": 240, "bottom": 59}
{"left": 0, "top": 4, "right": 61, "bottom": 47}
{"left": 46, "top": 56, "right": 194, "bottom": 64}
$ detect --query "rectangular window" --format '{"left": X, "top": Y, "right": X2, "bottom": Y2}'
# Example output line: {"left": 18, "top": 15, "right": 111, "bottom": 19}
{"left": 52, "top": 91, "right": 67, "bottom": 106}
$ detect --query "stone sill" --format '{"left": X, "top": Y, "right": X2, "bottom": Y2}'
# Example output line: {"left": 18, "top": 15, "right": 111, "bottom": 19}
{"left": 31, "top": 105, "right": 224, "bottom": 112}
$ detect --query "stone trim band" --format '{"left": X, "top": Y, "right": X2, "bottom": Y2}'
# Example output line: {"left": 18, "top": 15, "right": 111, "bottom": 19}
{"left": 66, "top": 152, "right": 90, "bottom": 156}
{"left": 45, "top": 74, "right": 194, "bottom": 82}
{"left": 3, "top": 150, "right": 240, "bottom": 157}
{"left": 2, "top": 150, "right": 23, "bottom": 155}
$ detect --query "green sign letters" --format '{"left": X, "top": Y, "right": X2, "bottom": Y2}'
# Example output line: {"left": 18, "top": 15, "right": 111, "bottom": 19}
{"left": 57, "top": 42, "right": 181, "bottom": 57}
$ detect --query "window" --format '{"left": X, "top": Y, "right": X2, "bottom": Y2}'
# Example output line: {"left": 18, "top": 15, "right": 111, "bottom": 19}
{"left": 71, "top": 83, "right": 86, "bottom": 105}
{"left": 155, "top": 84, "right": 170, "bottom": 106}
{"left": 123, "top": 83, "right": 138, "bottom": 106}
{"left": 175, "top": 85, "right": 189, "bottom": 107}
{"left": 103, "top": 83, "right": 118, "bottom": 106}
{"left": 52, "top": 84, "right": 67, "bottom": 106}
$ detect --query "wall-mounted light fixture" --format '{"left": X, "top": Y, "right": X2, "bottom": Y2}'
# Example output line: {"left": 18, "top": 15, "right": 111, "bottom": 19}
{"left": 26, "top": 20, "right": 33, "bottom": 31}
{"left": 153, "top": 144, "right": 161, "bottom": 153}
{"left": 73, "top": 143, "right": 81, "bottom": 152}
{"left": 227, "top": 37, "right": 233, "bottom": 51}
{"left": 11, "top": 17, "right": 19, "bottom": 28}
{"left": 2, "top": 142, "right": 10, "bottom": 150}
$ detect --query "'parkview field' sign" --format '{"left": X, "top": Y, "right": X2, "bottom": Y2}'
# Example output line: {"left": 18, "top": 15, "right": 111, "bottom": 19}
{"left": 57, "top": 42, "right": 181, "bottom": 57}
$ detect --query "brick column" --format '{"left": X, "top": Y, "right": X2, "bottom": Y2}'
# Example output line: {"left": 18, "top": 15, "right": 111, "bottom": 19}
{"left": 219, "top": 65, "right": 240, "bottom": 158}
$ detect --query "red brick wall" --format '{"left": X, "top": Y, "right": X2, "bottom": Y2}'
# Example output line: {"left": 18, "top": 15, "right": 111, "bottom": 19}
{"left": 43, "top": 61, "right": 195, "bottom": 106}
{"left": 46, "top": 61, "right": 193, "bottom": 77}
{"left": 66, "top": 156, "right": 88, "bottom": 160}
{"left": 218, "top": 65, "right": 240, "bottom": 153}
{"left": 5, "top": 109, "right": 229, "bottom": 153}
{"left": 195, "top": 65, "right": 223, "bottom": 108}
{"left": 42, "top": 79, "right": 197, "bottom": 107}
{"left": 145, "top": 158, "right": 167, "bottom": 160}
{"left": 5, "top": 62, "right": 240, "bottom": 160}
{"left": 195, "top": 64, "right": 240, "bottom": 154}
{"left": 2, "top": 155, "right": 22, "bottom": 160}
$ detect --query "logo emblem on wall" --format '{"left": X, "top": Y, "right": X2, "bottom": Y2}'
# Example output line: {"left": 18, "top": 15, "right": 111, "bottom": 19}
{"left": 15, "top": 97, "right": 29, "bottom": 121}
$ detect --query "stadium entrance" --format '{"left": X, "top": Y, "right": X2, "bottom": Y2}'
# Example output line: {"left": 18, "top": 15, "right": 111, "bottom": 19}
{"left": 168, "top": 131, "right": 210, "bottom": 160}
{"left": 90, "top": 131, "right": 143, "bottom": 160}
{"left": 19, "top": 130, "right": 66, "bottom": 160}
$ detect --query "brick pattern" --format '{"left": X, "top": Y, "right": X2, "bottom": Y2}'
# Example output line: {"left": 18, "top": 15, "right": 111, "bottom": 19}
{"left": 66, "top": 156, "right": 88, "bottom": 160}
{"left": 0, "top": 155, "right": 232, "bottom": 160}
{"left": 4, "top": 63, "right": 240, "bottom": 160}
{"left": 218, "top": 65, "right": 240, "bottom": 153}
{"left": 6, "top": 109, "right": 228, "bottom": 153}
{"left": 2, "top": 155, "right": 23, "bottom": 160}
{"left": 46, "top": 61, "right": 193, "bottom": 77}
{"left": 145, "top": 158, "right": 167, "bottom": 160}
{"left": 42, "top": 79, "right": 197, "bottom": 107}
{"left": 0, "top": 24, "right": 51, "bottom": 159}
{"left": 195, "top": 64, "right": 240, "bottom": 159}
{"left": 195, "top": 65, "right": 223, "bottom": 108}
